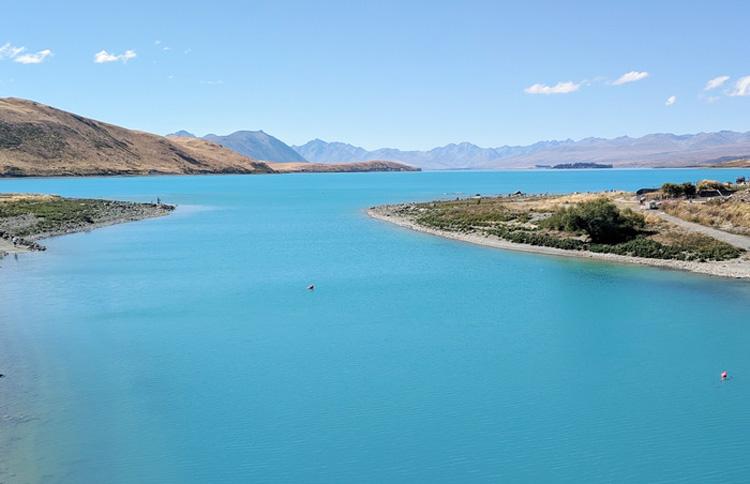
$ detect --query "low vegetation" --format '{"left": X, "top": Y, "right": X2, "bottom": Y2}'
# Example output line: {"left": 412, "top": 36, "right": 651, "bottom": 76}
{"left": 0, "top": 194, "right": 174, "bottom": 251}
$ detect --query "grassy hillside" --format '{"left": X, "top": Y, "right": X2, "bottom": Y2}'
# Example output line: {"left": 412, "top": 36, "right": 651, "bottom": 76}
{"left": 0, "top": 98, "right": 273, "bottom": 176}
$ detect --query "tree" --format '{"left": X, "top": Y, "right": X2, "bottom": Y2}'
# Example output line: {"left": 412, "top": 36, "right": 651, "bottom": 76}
{"left": 661, "top": 183, "right": 683, "bottom": 198}
{"left": 681, "top": 182, "right": 696, "bottom": 199}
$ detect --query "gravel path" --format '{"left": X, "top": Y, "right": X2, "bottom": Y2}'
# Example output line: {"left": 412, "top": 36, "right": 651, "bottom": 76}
{"left": 652, "top": 211, "right": 750, "bottom": 251}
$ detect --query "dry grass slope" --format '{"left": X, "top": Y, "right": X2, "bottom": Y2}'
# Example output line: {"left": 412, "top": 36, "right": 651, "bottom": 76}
{"left": 661, "top": 197, "right": 750, "bottom": 236}
{"left": 713, "top": 158, "right": 750, "bottom": 168}
{"left": 0, "top": 98, "right": 273, "bottom": 176}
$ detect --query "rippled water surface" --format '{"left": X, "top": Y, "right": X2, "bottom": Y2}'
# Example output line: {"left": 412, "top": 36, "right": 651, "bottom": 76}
{"left": 2, "top": 170, "right": 750, "bottom": 483}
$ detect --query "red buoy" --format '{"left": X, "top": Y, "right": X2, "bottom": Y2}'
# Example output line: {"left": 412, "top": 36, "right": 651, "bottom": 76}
{"left": 721, "top": 371, "right": 728, "bottom": 380}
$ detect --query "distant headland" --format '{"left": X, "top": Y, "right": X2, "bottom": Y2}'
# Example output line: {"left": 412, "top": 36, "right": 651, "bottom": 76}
{"left": 0, "top": 194, "right": 174, "bottom": 258}
{"left": 535, "top": 162, "right": 613, "bottom": 169}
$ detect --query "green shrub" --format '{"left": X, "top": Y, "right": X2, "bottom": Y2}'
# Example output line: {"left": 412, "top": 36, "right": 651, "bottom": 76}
{"left": 541, "top": 198, "right": 645, "bottom": 243}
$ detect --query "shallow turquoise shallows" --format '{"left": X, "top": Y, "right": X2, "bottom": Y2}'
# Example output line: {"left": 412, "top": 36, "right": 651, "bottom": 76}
{"left": 2, "top": 170, "right": 750, "bottom": 483}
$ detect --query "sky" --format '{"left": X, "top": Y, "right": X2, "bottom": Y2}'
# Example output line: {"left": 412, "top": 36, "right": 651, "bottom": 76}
{"left": 1, "top": 0, "right": 748, "bottom": 150}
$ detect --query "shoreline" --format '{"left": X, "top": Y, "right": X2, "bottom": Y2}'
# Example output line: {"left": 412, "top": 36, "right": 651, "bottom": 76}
{"left": 368, "top": 207, "right": 750, "bottom": 280}
{"left": 0, "top": 163, "right": 419, "bottom": 179}
{"left": 0, "top": 213, "right": 170, "bottom": 256}
{"left": 0, "top": 196, "right": 175, "bottom": 259}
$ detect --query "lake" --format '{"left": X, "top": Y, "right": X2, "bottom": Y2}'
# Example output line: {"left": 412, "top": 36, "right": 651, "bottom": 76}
{"left": 2, "top": 169, "right": 750, "bottom": 483}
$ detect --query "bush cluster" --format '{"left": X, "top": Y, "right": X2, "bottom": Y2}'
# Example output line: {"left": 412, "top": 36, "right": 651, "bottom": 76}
{"left": 661, "top": 182, "right": 696, "bottom": 199}
{"left": 540, "top": 198, "right": 645, "bottom": 243}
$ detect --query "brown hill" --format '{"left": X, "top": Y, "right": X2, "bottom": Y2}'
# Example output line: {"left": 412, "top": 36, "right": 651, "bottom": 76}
{"left": 712, "top": 158, "right": 750, "bottom": 168}
{"left": 268, "top": 160, "right": 419, "bottom": 173}
{"left": 0, "top": 98, "right": 273, "bottom": 176}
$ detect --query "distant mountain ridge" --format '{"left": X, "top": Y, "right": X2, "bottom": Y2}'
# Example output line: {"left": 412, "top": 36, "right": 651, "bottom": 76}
{"left": 168, "top": 130, "right": 306, "bottom": 163}
{"left": 201, "top": 131, "right": 306, "bottom": 162}
{"left": 0, "top": 98, "right": 417, "bottom": 177}
{"left": 294, "top": 131, "right": 750, "bottom": 169}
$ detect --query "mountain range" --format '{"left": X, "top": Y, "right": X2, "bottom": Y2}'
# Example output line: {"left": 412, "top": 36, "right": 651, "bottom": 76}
{"left": 1, "top": 96, "right": 746, "bottom": 176}
{"left": 168, "top": 125, "right": 750, "bottom": 169}
{"left": 0, "top": 98, "right": 417, "bottom": 177}
{"left": 294, "top": 133, "right": 750, "bottom": 169}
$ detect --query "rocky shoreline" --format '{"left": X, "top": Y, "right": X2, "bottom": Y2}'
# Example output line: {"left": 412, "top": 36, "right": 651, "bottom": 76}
{"left": 368, "top": 205, "right": 750, "bottom": 280}
{"left": 0, "top": 195, "right": 175, "bottom": 258}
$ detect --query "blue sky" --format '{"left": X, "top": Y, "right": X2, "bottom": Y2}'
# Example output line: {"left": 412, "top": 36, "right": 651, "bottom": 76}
{"left": 1, "top": 0, "right": 748, "bottom": 149}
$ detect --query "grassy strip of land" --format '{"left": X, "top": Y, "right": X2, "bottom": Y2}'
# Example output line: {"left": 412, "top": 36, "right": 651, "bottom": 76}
{"left": 0, "top": 194, "right": 174, "bottom": 254}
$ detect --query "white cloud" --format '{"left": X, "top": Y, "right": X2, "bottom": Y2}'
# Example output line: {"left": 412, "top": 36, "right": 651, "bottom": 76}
{"left": 94, "top": 49, "right": 137, "bottom": 63}
{"left": 0, "top": 42, "right": 25, "bottom": 60}
{"left": 612, "top": 71, "right": 649, "bottom": 85}
{"left": 704, "top": 75, "right": 729, "bottom": 91}
{"left": 665, "top": 95, "right": 676, "bottom": 106}
{"left": 524, "top": 81, "right": 581, "bottom": 95}
{"left": 94, "top": 51, "right": 118, "bottom": 63}
{"left": 1, "top": 43, "right": 52, "bottom": 64}
{"left": 729, "top": 76, "right": 750, "bottom": 97}
{"left": 14, "top": 49, "right": 52, "bottom": 64}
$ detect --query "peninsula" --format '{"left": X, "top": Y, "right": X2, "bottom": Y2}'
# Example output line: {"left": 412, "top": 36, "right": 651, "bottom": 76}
{"left": 268, "top": 160, "right": 419, "bottom": 173}
{"left": 0, "top": 194, "right": 174, "bottom": 257}
{"left": 369, "top": 181, "right": 750, "bottom": 279}
{"left": 536, "top": 162, "right": 613, "bottom": 169}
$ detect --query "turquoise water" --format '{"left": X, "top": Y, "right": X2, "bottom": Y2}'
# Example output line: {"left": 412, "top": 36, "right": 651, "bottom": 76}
{"left": 2, "top": 169, "right": 750, "bottom": 483}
